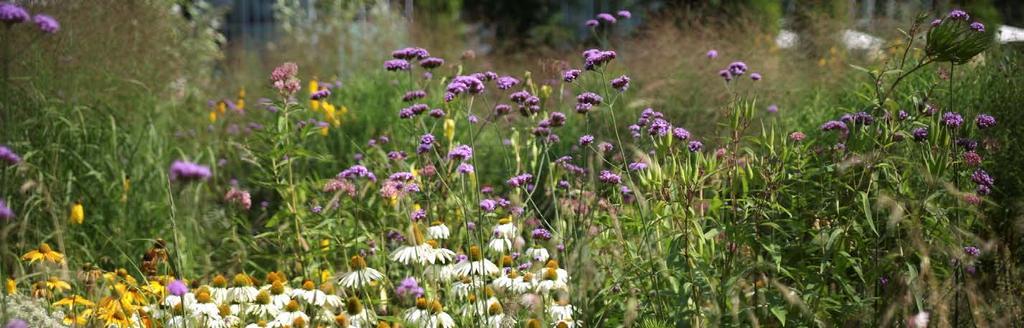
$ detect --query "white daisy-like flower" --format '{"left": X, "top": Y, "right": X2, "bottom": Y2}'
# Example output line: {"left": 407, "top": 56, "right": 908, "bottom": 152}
{"left": 423, "top": 299, "right": 457, "bottom": 328}
{"left": 427, "top": 222, "right": 451, "bottom": 240}
{"left": 262, "top": 281, "right": 292, "bottom": 308}
{"left": 488, "top": 238, "right": 513, "bottom": 253}
{"left": 547, "top": 300, "right": 577, "bottom": 321}
{"left": 342, "top": 297, "right": 373, "bottom": 327}
{"left": 453, "top": 245, "right": 500, "bottom": 278}
{"left": 492, "top": 270, "right": 518, "bottom": 291}
{"left": 391, "top": 243, "right": 436, "bottom": 265}
{"left": 243, "top": 290, "right": 280, "bottom": 318}
{"left": 493, "top": 217, "right": 518, "bottom": 239}
{"left": 535, "top": 268, "right": 569, "bottom": 293}
{"left": 222, "top": 315, "right": 241, "bottom": 327}
{"left": 403, "top": 298, "right": 433, "bottom": 325}
{"left": 227, "top": 274, "right": 259, "bottom": 303}
{"left": 243, "top": 322, "right": 268, "bottom": 328}
{"left": 339, "top": 255, "right": 385, "bottom": 288}
{"left": 486, "top": 300, "right": 512, "bottom": 328}
{"left": 209, "top": 275, "right": 230, "bottom": 304}
{"left": 451, "top": 277, "right": 485, "bottom": 298}
{"left": 423, "top": 263, "right": 457, "bottom": 282}
{"left": 525, "top": 246, "right": 550, "bottom": 263}
{"left": 163, "top": 292, "right": 197, "bottom": 308}
{"left": 537, "top": 260, "right": 569, "bottom": 284}
{"left": 513, "top": 272, "right": 537, "bottom": 294}
{"left": 268, "top": 300, "right": 310, "bottom": 328}
{"left": 289, "top": 280, "right": 329, "bottom": 306}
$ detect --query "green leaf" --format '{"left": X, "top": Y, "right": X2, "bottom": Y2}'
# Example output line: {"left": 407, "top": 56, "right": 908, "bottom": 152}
{"left": 771, "top": 306, "right": 788, "bottom": 326}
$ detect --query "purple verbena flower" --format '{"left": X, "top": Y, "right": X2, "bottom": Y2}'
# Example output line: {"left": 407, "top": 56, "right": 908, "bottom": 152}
{"left": 628, "top": 162, "right": 648, "bottom": 171}
{"left": 948, "top": 9, "right": 969, "bottom": 21}
{"left": 496, "top": 76, "right": 520, "bottom": 90}
{"left": 964, "top": 246, "right": 981, "bottom": 257}
{"left": 943, "top": 112, "right": 964, "bottom": 128}
{"left": 0, "top": 145, "right": 20, "bottom": 165}
{"left": 596, "top": 13, "right": 617, "bottom": 24}
{"left": 480, "top": 199, "right": 497, "bottom": 212}
{"left": 507, "top": 173, "right": 534, "bottom": 187}
{"left": 598, "top": 170, "right": 622, "bottom": 184}
{"left": 611, "top": 75, "right": 630, "bottom": 91}
{"left": 532, "top": 228, "right": 553, "bottom": 240}
{"left": 706, "top": 49, "right": 719, "bottom": 59}
{"left": 970, "top": 22, "right": 985, "bottom": 32}
{"left": 579, "top": 135, "right": 595, "bottom": 146}
{"left": 169, "top": 160, "right": 211, "bottom": 182}
{"left": 688, "top": 140, "right": 704, "bottom": 152}
{"left": 563, "top": 69, "right": 582, "bottom": 83}
{"left": 0, "top": 199, "right": 14, "bottom": 220}
{"left": 448, "top": 145, "right": 473, "bottom": 161}
{"left": 384, "top": 59, "right": 411, "bottom": 71}
{"left": 912, "top": 127, "right": 929, "bottom": 142}
{"left": 457, "top": 163, "right": 474, "bottom": 174}
{"left": 419, "top": 57, "right": 445, "bottom": 69}
{"left": 0, "top": 3, "right": 29, "bottom": 25}
{"left": 403, "top": 90, "right": 426, "bottom": 102}
{"left": 32, "top": 14, "right": 58, "bottom": 33}
{"left": 975, "top": 114, "right": 996, "bottom": 129}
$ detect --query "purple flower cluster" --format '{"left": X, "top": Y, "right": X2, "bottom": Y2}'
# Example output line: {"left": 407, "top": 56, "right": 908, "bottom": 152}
{"left": 942, "top": 112, "right": 964, "bottom": 128}
{"left": 579, "top": 135, "right": 595, "bottom": 146}
{"left": 448, "top": 145, "right": 473, "bottom": 161}
{"left": 964, "top": 246, "right": 981, "bottom": 257}
{"left": 167, "top": 279, "right": 189, "bottom": 296}
{"left": 706, "top": 49, "right": 718, "bottom": 59}
{"left": 0, "top": 145, "right": 20, "bottom": 165}
{"left": 419, "top": 57, "right": 444, "bottom": 69}
{"left": 582, "top": 49, "right": 617, "bottom": 70}
{"left": 0, "top": 199, "right": 13, "bottom": 220}
{"left": 506, "top": 173, "right": 533, "bottom": 187}
{"left": 384, "top": 59, "right": 411, "bottom": 72}
{"left": 628, "top": 162, "right": 648, "bottom": 171}
{"left": 457, "top": 163, "right": 474, "bottom": 174}
{"left": 396, "top": 277, "right": 424, "bottom": 298}
{"left": 820, "top": 120, "right": 848, "bottom": 133}
{"left": 599, "top": 170, "right": 622, "bottom": 184}
{"left": 912, "top": 127, "right": 929, "bottom": 142}
{"left": 563, "top": 69, "right": 582, "bottom": 83}
{"left": 970, "top": 22, "right": 985, "bottom": 32}
{"left": 688, "top": 140, "right": 704, "bottom": 152}
{"left": 445, "top": 75, "right": 485, "bottom": 102}
{"left": 575, "top": 92, "right": 603, "bottom": 113}
{"left": 496, "top": 76, "right": 520, "bottom": 90}
{"left": 337, "top": 165, "right": 377, "bottom": 182}
{"left": 971, "top": 169, "right": 995, "bottom": 195}
{"left": 841, "top": 112, "right": 875, "bottom": 126}
{"left": 33, "top": 14, "right": 58, "bottom": 33}
{"left": 532, "top": 228, "right": 553, "bottom": 240}
{"left": 975, "top": 114, "right": 996, "bottom": 129}
{"left": 310, "top": 88, "right": 331, "bottom": 100}
{"left": 963, "top": 151, "right": 982, "bottom": 166}
{"left": 673, "top": 127, "right": 691, "bottom": 141}
{"left": 611, "top": 75, "right": 630, "bottom": 92}
{"left": 169, "top": 160, "right": 211, "bottom": 182}
{"left": 402, "top": 90, "right": 426, "bottom": 102}
{"left": 480, "top": 199, "right": 497, "bottom": 212}
{"left": 0, "top": 3, "right": 29, "bottom": 24}
{"left": 948, "top": 9, "right": 969, "bottom": 21}
{"left": 270, "top": 62, "right": 301, "bottom": 96}
{"left": 392, "top": 47, "right": 430, "bottom": 60}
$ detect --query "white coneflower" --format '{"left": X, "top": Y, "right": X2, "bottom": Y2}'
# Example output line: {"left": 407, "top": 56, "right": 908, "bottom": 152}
{"left": 263, "top": 281, "right": 291, "bottom": 308}
{"left": 343, "top": 296, "right": 372, "bottom": 327}
{"left": 492, "top": 269, "right": 518, "bottom": 291}
{"left": 493, "top": 217, "right": 517, "bottom": 239}
{"left": 424, "top": 299, "right": 456, "bottom": 328}
{"left": 427, "top": 221, "right": 450, "bottom": 240}
{"left": 227, "top": 273, "right": 259, "bottom": 303}
{"left": 547, "top": 299, "right": 577, "bottom": 321}
{"left": 452, "top": 245, "right": 500, "bottom": 278}
{"left": 243, "top": 321, "right": 269, "bottom": 328}
{"left": 535, "top": 267, "right": 569, "bottom": 293}
{"left": 403, "top": 297, "right": 432, "bottom": 325}
{"left": 289, "top": 280, "right": 329, "bottom": 306}
{"left": 209, "top": 275, "right": 230, "bottom": 304}
{"left": 488, "top": 237, "right": 513, "bottom": 253}
{"left": 451, "top": 277, "right": 485, "bottom": 298}
{"left": 552, "top": 318, "right": 582, "bottom": 328}
{"left": 524, "top": 246, "right": 550, "bottom": 263}
{"left": 486, "top": 301, "right": 513, "bottom": 328}
{"left": 243, "top": 290, "right": 280, "bottom": 318}
{"left": 537, "top": 260, "right": 569, "bottom": 284}
{"left": 319, "top": 283, "right": 344, "bottom": 310}
{"left": 392, "top": 226, "right": 450, "bottom": 265}
{"left": 513, "top": 272, "right": 536, "bottom": 294}
{"left": 339, "top": 255, "right": 384, "bottom": 288}
{"left": 163, "top": 292, "right": 197, "bottom": 308}
{"left": 268, "top": 300, "right": 309, "bottom": 328}
{"left": 423, "top": 263, "right": 456, "bottom": 282}
{"left": 189, "top": 289, "right": 225, "bottom": 326}
{"left": 333, "top": 312, "right": 356, "bottom": 328}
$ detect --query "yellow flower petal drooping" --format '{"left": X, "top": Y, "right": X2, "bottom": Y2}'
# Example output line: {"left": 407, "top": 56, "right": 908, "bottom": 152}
{"left": 46, "top": 276, "right": 72, "bottom": 292}
{"left": 6, "top": 278, "right": 16, "bottom": 295}
{"left": 216, "top": 101, "right": 227, "bottom": 114}
{"left": 541, "top": 84, "right": 552, "bottom": 98}
{"left": 320, "top": 125, "right": 329, "bottom": 137}
{"left": 309, "top": 79, "right": 319, "bottom": 110}
{"left": 70, "top": 201, "right": 84, "bottom": 225}
{"left": 209, "top": 111, "right": 217, "bottom": 123}
{"left": 237, "top": 88, "right": 246, "bottom": 111}
{"left": 323, "top": 102, "right": 336, "bottom": 120}
{"left": 444, "top": 118, "right": 456, "bottom": 142}
{"left": 21, "top": 243, "right": 64, "bottom": 264}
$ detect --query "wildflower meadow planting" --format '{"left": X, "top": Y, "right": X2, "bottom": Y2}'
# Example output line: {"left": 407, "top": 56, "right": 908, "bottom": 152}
{"left": 2, "top": 1, "right": 1024, "bottom": 327}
